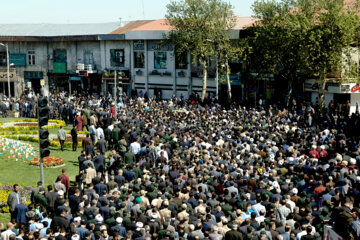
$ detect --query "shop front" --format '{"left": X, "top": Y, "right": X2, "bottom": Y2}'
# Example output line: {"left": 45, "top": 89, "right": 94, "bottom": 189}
{"left": 304, "top": 80, "right": 360, "bottom": 114}
{"left": 102, "top": 70, "right": 132, "bottom": 97}
{"left": 0, "top": 68, "right": 16, "bottom": 97}
{"left": 24, "top": 71, "right": 44, "bottom": 94}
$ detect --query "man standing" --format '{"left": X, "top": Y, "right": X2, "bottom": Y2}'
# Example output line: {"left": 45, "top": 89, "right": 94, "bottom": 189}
{"left": 71, "top": 125, "right": 78, "bottom": 152}
{"left": 60, "top": 169, "right": 70, "bottom": 194}
{"left": 15, "top": 197, "right": 28, "bottom": 228}
{"left": 96, "top": 135, "right": 107, "bottom": 155}
{"left": 93, "top": 150, "right": 106, "bottom": 174}
{"left": 7, "top": 184, "right": 20, "bottom": 221}
{"left": 57, "top": 126, "right": 66, "bottom": 151}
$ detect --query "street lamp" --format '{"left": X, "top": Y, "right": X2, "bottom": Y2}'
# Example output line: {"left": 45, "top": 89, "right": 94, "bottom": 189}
{"left": 0, "top": 43, "right": 11, "bottom": 99}
{"left": 205, "top": 39, "right": 219, "bottom": 100}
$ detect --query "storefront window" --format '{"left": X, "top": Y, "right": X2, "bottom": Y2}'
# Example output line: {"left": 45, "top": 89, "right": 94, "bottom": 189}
{"left": 154, "top": 52, "right": 167, "bottom": 69}
{"left": 110, "top": 49, "right": 125, "bottom": 67}
{"left": 175, "top": 51, "right": 188, "bottom": 69}
{"left": 134, "top": 52, "right": 145, "bottom": 68}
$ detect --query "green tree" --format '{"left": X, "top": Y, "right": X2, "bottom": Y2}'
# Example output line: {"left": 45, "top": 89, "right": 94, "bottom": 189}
{"left": 300, "top": 0, "right": 360, "bottom": 109}
{"left": 247, "top": 0, "right": 310, "bottom": 106}
{"left": 248, "top": 0, "right": 360, "bottom": 109}
{"left": 165, "top": 0, "right": 235, "bottom": 102}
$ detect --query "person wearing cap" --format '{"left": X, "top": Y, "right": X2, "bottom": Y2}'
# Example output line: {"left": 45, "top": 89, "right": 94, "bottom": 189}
{"left": 111, "top": 217, "right": 126, "bottom": 237}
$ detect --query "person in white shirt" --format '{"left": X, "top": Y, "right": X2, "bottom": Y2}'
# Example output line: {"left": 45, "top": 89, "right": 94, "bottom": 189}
{"left": 96, "top": 126, "right": 104, "bottom": 141}
{"left": 130, "top": 138, "right": 141, "bottom": 155}
{"left": 1, "top": 222, "right": 15, "bottom": 240}
{"left": 156, "top": 146, "right": 169, "bottom": 162}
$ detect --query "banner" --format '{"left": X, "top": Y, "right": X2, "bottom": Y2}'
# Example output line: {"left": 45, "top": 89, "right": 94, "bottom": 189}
{"left": 323, "top": 225, "right": 343, "bottom": 240}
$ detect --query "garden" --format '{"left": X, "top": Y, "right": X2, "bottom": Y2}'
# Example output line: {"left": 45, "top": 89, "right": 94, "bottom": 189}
{"left": 0, "top": 118, "right": 83, "bottom": 223}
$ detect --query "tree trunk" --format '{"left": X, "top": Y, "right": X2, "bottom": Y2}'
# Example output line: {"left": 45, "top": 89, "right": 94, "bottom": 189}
{"left": 226, "top": 61, "right": 232, "bottom": 102}
{"left": 286, "top": 80, "right": 293, "bottom": 108}
{"left": 319, "top": 68, "right": 326, "bottom": 111}
{"left": 201, "top": 59, "right": 208, "bottom": 102}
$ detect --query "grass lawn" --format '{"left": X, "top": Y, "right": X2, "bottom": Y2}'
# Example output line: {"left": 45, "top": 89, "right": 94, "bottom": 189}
{"left": 0, "top": 117, "right": 82, "bottom": 224}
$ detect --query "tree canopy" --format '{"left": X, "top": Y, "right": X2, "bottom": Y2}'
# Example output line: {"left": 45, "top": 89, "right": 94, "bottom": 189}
{"left": 165, "top": 0, "right": 235, "bottom": 102}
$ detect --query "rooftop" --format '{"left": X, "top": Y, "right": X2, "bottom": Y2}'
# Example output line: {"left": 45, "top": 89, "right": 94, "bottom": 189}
{"left": 0, "top": 22, "right": 121, "bottom": 37}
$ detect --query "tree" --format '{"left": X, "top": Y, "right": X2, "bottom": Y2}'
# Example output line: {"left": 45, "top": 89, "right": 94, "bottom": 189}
{"left": 247, "top": 0, "right": 309, "bottom": 106}
{"left": 300, "top": 0, "right": 360, "bottom": 110}
{"left": 248, "top": 0, "right": 360, "bottom": 109}
{"left": 165, "top": 0, "right": 235, "bottom": 102}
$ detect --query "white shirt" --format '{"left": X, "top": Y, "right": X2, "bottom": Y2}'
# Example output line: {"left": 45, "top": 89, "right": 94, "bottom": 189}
{"left": 130, "top": 141, "right": 141, "bottom": 155}
{"left": 156, "top": 150, "right": 169, "bottom": 161}
{"left": 96, "top": 127, "right": 104, "bottom": 140}
{"left": 1, "top": 229, "right": 15, "bottom": 240}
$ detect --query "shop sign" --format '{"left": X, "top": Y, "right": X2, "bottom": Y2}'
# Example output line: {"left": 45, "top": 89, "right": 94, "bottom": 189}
{"left": 133, "top": 40, "right": 145, "bottom": 51}
{"left": 9, "top": 54, "right": 26, "bottom": 66}
{"left": 304, "top": 81, "right": 340, "bottom": 92}
{"left": 53, "top": 62, "right": 67, "bottom": 73}
{"left": 351, "top": 84, "right": 360, "bottom": 92}
{"left": 0, "top": 69, "right": 16, "bottom": 82}
{"left": 147, "top": 41, "right": 174, "bottom": 51}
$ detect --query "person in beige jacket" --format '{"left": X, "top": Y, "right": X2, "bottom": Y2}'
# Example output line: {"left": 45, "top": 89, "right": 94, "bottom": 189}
{"left": 84, "top": 163, "right": 96, "bottom": 185}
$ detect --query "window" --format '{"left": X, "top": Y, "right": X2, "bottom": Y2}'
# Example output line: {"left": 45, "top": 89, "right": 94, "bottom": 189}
{"left": 28, "top": 50, "right": 35, "bottom": 65}
{"left": 0, "top": 52, "right": 6, "bottom": 66}
{"left": 53, "top": 50, "right": 67, "bottom": 63}
{"left": 175, "top": 51, "right": 188, "bottom": 69}
{"left": 134, "top": 52, "right": 145, "bottom": 68}
{"left": 154, "top": 52, "right": 167, "bottom": 69}
{"left": 84, "top": 52, "right": 94, "bottom": 65}
{"left": 110, "top": 49, "right": 124, "bottom": 67}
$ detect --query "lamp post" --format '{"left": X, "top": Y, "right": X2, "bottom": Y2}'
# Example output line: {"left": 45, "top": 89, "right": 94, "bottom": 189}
{"left": 0, "top": 43, "right": 11, "bottom": 99}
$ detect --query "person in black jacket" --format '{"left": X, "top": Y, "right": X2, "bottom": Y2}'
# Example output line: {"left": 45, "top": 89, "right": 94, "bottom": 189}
{"left": 93, "top": 150, "right": 105, "bottom": 174}
{"left": 71, "top": 125, "right": 78, "bottom": 152}
{"left": 50, "top": 207, "right": 69, "bottom": 232}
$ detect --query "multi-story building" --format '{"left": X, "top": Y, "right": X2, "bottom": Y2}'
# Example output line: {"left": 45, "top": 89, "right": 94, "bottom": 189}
{"left": 0, "top": 18, "right": 256, "bottom": 100}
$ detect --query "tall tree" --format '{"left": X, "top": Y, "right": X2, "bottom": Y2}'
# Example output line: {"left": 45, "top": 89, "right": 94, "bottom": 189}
{"left": 300, "top": 0, "right": 360, "bottom": 109}
{"left": 248, "top": 0, "right": 360, "bottom": 109}
{"left": 247, "top": 0, "right": 309, "bottom": 106}
{"left": 165, "top": 0, "right": 235, "bottom": 102}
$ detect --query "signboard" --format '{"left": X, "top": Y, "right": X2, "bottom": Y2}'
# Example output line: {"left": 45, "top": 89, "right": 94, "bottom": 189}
{"left": 304, "top": 80, "right": 340, "bottom": 93}
{"left": 24, "top": 71, "right": 43, "bottom": 79}
{"left": 323, "top": 225, "right": 343, "bottom": 240}
{"left": 351, "top": 84, "right": 360, "bottom": 92}
{"left": 147, "top": 41, "right": 174, "bottom": 51}
{"left": 69, "top": 76, "right": 82, "bottom": 81}
{"left": 53, "top": 62, "right": 67, "bottom": 73}
{"left": 0, "top": 69, "right": 16, "bottom": 82}
{"left": 9, "top": 54, "right": 26, "bottom": 66}
{"left": 133, "top": 40, "right": 145, "bottom": 51}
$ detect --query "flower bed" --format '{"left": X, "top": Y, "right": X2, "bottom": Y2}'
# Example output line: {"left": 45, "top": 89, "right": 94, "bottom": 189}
{"left": 29, "top": 156, "right": 65, "bottom": 168}
{"left": 14, "top": 123, "right": 38, "bottom": 127}
{"left": 0, "top": 184, "right": 32, "bottom": 213}
{"left": 0, "top": 119, "right": 66, "bottom": 131}
{"left": 5, "top": 135, "right": 84, "bottom": 148}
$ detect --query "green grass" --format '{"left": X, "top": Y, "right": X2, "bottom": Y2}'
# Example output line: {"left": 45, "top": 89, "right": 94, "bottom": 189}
{"left": 0, "top": 117, "right": 79, "bottom": 186}
{"left": 0, "top": 117, "right": 82, "bottom": 224}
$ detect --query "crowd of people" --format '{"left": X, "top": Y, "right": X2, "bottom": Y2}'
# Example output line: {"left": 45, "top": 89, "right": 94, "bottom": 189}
{"left": 2, "top": 90, "right": 360, "bottom": 240}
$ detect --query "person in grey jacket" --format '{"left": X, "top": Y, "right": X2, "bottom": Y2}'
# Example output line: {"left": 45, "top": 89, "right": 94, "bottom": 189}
{"left": 7, "top": 184, "right": 20, "bottom": 221}
{"left": 57, "top": 125, "right": 67, "bottom": 151}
